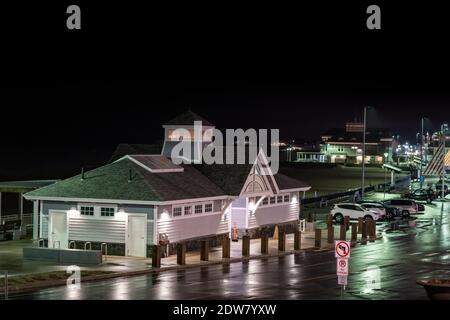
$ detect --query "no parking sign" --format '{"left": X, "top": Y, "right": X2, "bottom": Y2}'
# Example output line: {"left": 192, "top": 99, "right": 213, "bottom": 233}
{"left": 336, "top": 258, "right": 349, "bottom": 276}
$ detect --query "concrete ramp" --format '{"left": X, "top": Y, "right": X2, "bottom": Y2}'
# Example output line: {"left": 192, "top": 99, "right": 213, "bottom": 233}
{"left": 23, "top": 247, "right": 102, "bottom": 265}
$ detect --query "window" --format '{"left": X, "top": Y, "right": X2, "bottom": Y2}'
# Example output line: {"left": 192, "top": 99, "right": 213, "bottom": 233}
{"left": 277, "top": 195, "right": 283, "bottom": 203}
{"left": 184, "top": 206, "right": 192, "bottom": 216}
{"left": 100, "top": 207, "right": 115, "bottom": 217}
{"left": 195, "top": 204, "right": 203, "bottom": 214}
{"left": 80, "top": 206, "right": 94, "bottom": 216}
{"left": 204, "top": 203, "right": 213, "bottom": 213}
{"left": 173, "top": 207, "right": 182, "bottom": 217}
{"left": 270, "top": 197, "right": 276, "bottom": 204}
{"left": 284, "top": 194, "right": 290, "bottom": 202}
{"left": 262, "top": 198, "right": 269, "bottom": 205}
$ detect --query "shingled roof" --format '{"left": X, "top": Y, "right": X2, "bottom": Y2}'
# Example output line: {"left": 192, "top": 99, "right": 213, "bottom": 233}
{"left": 26, "top": 153, "right": 310, "bottom": 202}
{"left": 25, "top": 157, "right": 227, "bottom": 202}
{"left": 164, "top": 110, "right": 214, "bottom": 127}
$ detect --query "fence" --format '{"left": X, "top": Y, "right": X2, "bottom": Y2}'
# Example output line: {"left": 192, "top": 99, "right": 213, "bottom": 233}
{"left": 302, "top": 175, "right": 411, "bottom": 207}
{"left": 0, "top": 213, "right": 32, "bottom": 226}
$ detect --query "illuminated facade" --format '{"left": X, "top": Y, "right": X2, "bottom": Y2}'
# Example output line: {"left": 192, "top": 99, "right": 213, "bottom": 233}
{"left": 320, "top": 122, "right": 394, "bottom": 165}
{"left": 24, "top": 111, "right": 310, "bottom": 258}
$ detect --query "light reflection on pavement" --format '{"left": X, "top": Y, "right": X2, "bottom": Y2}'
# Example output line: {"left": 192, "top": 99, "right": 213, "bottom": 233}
{"left": 9, "top": 199, "right": 450, "bottom": 300}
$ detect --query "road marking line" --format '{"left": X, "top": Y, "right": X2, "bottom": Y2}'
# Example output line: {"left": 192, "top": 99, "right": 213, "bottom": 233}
{"left": 408, "top": 252, "right": 423, "bottom": 256}
{"left": 425, "top": 252, "right": 440, "bottom": 257}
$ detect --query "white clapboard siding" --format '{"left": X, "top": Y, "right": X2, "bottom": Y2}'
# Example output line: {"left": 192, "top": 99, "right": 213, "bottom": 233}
{"left": 249, "top": 201, "right": 299, "bottom": 228}
{"left": 157, "top": 213, "right": 228, "bottom": 243}
{"left": 41, "top": 215, "right": 48, "bottom": 239}
{"left": 69, "top": 217, "right": 126, "bottom": 243}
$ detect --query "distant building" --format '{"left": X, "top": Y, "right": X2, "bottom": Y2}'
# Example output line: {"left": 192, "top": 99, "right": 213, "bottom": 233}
{"left": 280, "top": 140, "right": 326, "bottom": 163}
{"left": 320, "top": 122, "right": 394, "bottom": 165}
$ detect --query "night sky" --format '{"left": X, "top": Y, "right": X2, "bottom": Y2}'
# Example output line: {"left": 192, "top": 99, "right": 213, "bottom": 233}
{"left": 1, "top": 2, "right": 450, "bottom": 180}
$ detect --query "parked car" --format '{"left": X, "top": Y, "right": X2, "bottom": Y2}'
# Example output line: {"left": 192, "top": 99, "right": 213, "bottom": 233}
{"left": 403, "top": 188, "right": 435, "bottom": 203}
{"left": 360, "top": 203, "right": 387, "bottom": 219}
{"left": 356, "top": 199, "right": 399, "bottom": 219}
{"left": 382, "top": 199, "right": 418, "bottom": 217}
{"left": 331, "top": 203, "right": 381, "bottom": 224}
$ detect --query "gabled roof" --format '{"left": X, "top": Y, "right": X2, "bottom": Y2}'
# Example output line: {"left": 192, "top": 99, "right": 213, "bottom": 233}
{"left": 25, "top": 157, "right": 227, "bottom": 202}
{"left": 26, "top": 151, "right": 311, "bottom": 202}
{"left": 194, "top": 163, "right": 253, "bottom": 196}
{"left": 164, "top": 110, "right": 214, "bottom": 127}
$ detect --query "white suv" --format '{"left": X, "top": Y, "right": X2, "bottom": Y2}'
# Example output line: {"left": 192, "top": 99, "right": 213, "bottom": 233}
{"left": 331, "top": 203, "right": 380, "bottom": 223}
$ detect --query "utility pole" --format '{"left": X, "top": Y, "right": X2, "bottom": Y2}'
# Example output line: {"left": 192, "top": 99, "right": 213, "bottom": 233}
{"left": 361, "top": 106, "right": 367, "bottom": 199}
{"left": 420, "top": 117, "right": 425, "bottom": 189}
{"left": 384, "top": 152, "right": 388, "bottom": 199}
{"left": 441, "top": 124, "right": 447, "bottom": 200}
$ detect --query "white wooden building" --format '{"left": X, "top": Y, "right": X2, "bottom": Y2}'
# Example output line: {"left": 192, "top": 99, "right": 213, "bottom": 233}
{"left": 24, "top": 111, "right": 310, "bottom": 257}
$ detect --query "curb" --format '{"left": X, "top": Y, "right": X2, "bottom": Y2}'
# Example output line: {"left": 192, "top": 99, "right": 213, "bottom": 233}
{"left": 0, "top": 234, "right": 383, "bottom": 296}
{"left": 0, "top": 246, "right": 319, "bottom": 296}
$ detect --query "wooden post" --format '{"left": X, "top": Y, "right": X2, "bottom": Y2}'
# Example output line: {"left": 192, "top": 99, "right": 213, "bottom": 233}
{"left": 278, "top": 230, "right": 286, "bottom": 252}
{"left": 242, "top": 235, "right": 250, "bottom": 257}
{"left": 177, "top": 243, "right": 186, "bottom": 265}
{"left": 344, "top": 216, "right": 350, "bottom": 231}
{"left": 152, "top": 245, "right": 161, "bottom": 268}
{"left": 314, "top": 229, "right": 321, "bottom": 248}
{"left": 361, "top": 221, "right": 368, "bottom": 244}
{"left": 222, "top": 235, "right": 230, "bottom": 259}
{"left": 351, "top": 222, "right": 357, "bottom": 246}
{"left": 327, "top": 225, "right": 334, "bottom": 243}
{"left": 340, "top": 224, "right": 346, "bottom": 241}
{"left": 200, "top": 240, "right": 209, "bottom": 261}
{"left": 261, "top": 234, "right": 269, "bottom": 254}
{"left": 326, "top": 214, "right": 333, "bottom": 229}
{"left": 369, "top": 219, "right": 376, "bottom": 242}
{"left": 358, "top": 217, "right": 363, "bottom": 234}
{"left": 294, "top": 230, "right": 301, "bottom": 250}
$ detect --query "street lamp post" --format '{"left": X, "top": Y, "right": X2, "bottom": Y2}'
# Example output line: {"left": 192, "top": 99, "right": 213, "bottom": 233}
{"left": 384, "top": 152, "right": 388, "bottom": 199}
{"left": 420, "top": 117, "right": 425, "bottom": 189}
{"left": 440, "top": 124, "right": 448, "bottom": 200}
{"left": 361, "top": 106, "right": 368, "bottom": 199}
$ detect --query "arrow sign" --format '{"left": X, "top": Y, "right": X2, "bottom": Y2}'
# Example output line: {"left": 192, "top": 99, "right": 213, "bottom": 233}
{"left": 335, "top": 241, "right": 351, "bottom": 258}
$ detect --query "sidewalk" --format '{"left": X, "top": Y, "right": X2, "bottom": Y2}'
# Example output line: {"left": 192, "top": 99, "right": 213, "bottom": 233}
{"left": 0, "top": 224, "right": 384, "bottom": 295}
{"left": 93, "top": 232, "right": 318, "bottom": 272}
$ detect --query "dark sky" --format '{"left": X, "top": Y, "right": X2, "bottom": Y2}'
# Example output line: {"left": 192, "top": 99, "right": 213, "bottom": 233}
{"left": 1, "top": 2, "right": 450, "bottom": 180}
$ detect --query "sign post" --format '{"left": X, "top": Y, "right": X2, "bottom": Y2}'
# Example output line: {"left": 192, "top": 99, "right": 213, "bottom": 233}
{"left": 335, "top": 241, "right": 350, "bottom": 299}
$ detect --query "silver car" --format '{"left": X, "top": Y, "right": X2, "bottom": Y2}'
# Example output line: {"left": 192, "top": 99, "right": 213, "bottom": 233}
{"left": 382, "top": 199, "right": 418, "bottom": 217}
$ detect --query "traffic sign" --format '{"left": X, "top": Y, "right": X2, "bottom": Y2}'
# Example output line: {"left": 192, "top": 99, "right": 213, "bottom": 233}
{"left": 336, "top": 257, "right": 349, "bottom": 276}
{"left": 338, "top": 275, "right": 348, "bottom": 286}
{"left": 335, "top": 241, "right": 351, "bottom": 258}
